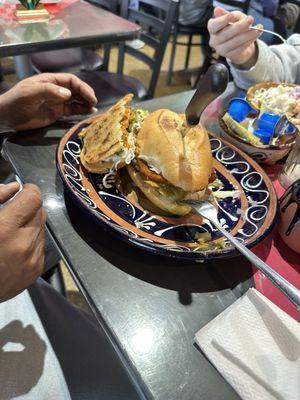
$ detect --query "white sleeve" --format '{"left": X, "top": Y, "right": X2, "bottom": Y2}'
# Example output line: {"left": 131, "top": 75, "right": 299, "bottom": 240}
{"left": 228, "top": 34, "right": 300, "bottom": 89}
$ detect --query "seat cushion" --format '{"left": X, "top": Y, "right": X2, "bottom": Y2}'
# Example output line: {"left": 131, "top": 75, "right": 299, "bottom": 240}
{"left": 31, "top": 49, "right": 103, "bottom": 73}
{"left": 75, "top": 71, "right": 147, "bottom": 108}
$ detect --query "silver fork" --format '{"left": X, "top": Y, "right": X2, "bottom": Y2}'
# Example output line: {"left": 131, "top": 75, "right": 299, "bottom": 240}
{"left": 229, "top": 22, "right": 300, "bottom": 46}
{"left": 182, "top": 200, "right": 300, "bottom": 309}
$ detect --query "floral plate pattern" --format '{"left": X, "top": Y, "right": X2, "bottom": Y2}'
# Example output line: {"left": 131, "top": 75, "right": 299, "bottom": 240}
{"left": 56, "top": 118, "right": 278, "bottom": 260}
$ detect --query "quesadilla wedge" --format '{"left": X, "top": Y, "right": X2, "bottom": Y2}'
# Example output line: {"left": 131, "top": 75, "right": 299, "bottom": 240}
{"left": 79, "top": 94, "right": 149, "bottom": 173}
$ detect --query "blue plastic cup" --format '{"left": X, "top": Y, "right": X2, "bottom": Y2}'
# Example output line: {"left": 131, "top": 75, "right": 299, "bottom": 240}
{"left": 253, "top": 128, "right": 272, "bottom": 145}
{"left": 228, "top": 98, "right": 257, "bottom": 123}
{"left": 257, "top": 113, "right": 281, "bottom": 133}
{"left": 285, "top": 123, "right": 297, "bottom": 134}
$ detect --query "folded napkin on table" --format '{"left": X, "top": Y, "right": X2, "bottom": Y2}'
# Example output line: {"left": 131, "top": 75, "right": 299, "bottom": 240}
{"left": 195, "top": 288, "right": 300, "bottom": 400}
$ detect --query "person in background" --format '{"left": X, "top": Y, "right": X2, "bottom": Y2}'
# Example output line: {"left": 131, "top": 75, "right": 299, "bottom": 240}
{"left": 179, "top": 0, "right": 214, "bottom": 27}
{"left": 277, "top": 0, "right": 300, "bottom": 34}
{"left": 207, "top": 6, "right": 300, "bottom": 88}
{"left": 213, "top": 0, "right": 298, "bottom": 44}
{"left": 248, "top": 0, "right": 281, "bottom": 43}
{"left": 0, "top": 73, "right": 139, "bottom": 400}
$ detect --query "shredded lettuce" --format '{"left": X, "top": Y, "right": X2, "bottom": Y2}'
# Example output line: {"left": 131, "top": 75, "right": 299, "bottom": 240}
{"left": 208, "top": 179, "right": 223, "bottom": 189}
{"left": 195, "top": 232, "right": 212, "bottom": 242}
{"left": 194, "top": 237, "right": 226, "bottom": 251}
{"left": 119, "top": 108, "right": 149, "bottom": 165}
{"left": 194, "top": 231, "right": 226, "bottom": 251}
{"left": 127, "top": 108, "right": 149, "bottom": 135}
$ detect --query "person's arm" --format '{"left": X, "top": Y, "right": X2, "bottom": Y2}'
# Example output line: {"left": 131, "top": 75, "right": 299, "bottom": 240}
{"left": 0, "top": 73, "right": 97, "bottom": 131}
{"left": 229, "top": 35, "right": 300, "bottom": 89}
{"left": 208, "top": 7, "right": 300, "bottom": 89}
{"left": 0, "top": 182, "right": 46, "bottom": 302}
{"left": 208, "top": 8, "right": 262, "bottom": 68}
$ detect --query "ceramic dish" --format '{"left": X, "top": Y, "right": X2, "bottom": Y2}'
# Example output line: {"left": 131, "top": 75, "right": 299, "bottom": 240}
{"left": 246, "top": 82, "right": 297, "bottom": 108}
{"left": 219, "top": 118, "right": 294, "bottom": 165}
{"left": 56, "top": 117, "right": 278, "bottom": 260}
{"left": 247, "top": 82, "right": 300, "bottom": 129}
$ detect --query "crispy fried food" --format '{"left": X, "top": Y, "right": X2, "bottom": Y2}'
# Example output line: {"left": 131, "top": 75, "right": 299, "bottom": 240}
{"left": 80, "top": 94, "right": 133, "bottom": 173}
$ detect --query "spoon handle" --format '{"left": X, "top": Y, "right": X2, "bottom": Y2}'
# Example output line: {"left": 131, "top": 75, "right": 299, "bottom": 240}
{"left": 185, "top": 63, "right": 229, "bottom": 126}
{"left": 214, "top": 220, "right": 300, "bottom": 309}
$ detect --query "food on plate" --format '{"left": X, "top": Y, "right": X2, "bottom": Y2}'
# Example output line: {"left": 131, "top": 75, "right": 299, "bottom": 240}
{"left": 221, "top": 110, "right": 297, "bottom": 149}
{"left": 127, "top": 109, "right": 214, "bottom": 216}
{"left": 222, "top": 113, "right": 263, "bottom": 147}
{"left": 194, "top": 232, "right": 225, "bottom": 251}
{"left": 79, "top": 94, "right": 149, "bottom": 173}
{"left": 249, "top": 84, "right": 300, "bottom": 129}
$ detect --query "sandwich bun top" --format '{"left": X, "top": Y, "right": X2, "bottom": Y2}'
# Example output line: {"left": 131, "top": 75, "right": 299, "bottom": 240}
{"left": 137, "top": 109, "right": 213, "bottom": 192}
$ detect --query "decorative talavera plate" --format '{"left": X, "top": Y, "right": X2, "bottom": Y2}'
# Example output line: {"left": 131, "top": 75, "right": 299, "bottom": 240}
{"left": 56, "top": 117, "right": 278, "bottom": 260}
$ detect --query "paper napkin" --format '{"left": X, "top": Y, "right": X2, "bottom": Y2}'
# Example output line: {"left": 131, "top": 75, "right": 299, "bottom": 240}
{"left": 195, "top": 288, "right": 300, "bottom": 400}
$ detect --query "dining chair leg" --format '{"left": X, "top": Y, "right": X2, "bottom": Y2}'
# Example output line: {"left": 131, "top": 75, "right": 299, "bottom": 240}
{"left": 166, "top": 30, "right": 177, "bottom": 85}
{"left": 102, "top": 44, "right": 111, "bottom": 71}
{"left": 185, "top": 33, "right": 193, "bottom": 69}
{"left": 117, "top": 42, "right": 125, "bottom": 75}
{"left": 14, "top": 55, "right": 34, "bottom": 80}
{"left": 0, "top": 63, "right": 3, "bottom": 83}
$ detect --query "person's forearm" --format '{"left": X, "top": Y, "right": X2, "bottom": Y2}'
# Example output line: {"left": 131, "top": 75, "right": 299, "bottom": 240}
{"left": 229, "top": 36, "right": 300, "bottom": 89}
{"left": 232, "top": 43, "right": 259, "bottom": 71}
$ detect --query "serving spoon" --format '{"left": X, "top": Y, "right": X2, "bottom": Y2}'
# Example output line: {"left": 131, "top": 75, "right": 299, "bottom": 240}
{"left": 182, "top": 199, "right": 300, "bottom": 309}
{"left": 185, "top": 63, "right": 229, "bottom": 125}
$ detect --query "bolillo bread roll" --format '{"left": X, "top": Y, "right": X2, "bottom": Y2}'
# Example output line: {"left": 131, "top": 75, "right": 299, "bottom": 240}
{"left": 137, "top": 109, "right": 213, "bottom": 192}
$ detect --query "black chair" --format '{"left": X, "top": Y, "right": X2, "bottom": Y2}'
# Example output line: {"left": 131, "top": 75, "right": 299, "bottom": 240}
{"left": 75, "top": 0, "right": 179, "bottom": 107}
{"left": 166, "top": 2, "right": 213, "bottom": 85}
{"left": 31, "top": 0, "right": 118, "bottom": 74}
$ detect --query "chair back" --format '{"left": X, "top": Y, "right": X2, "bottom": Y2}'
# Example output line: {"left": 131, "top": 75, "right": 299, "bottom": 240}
{"left": 86, "top": 0, "right": 118, "bottom": 13}
{"left": 86, "top": 0, "right": 119, "bottom": 69}
{"left": 118, "top": 0, "right": 179, "bottom": 99}
{"left": 213, "top": 0, "right": 251, "bottom": 14}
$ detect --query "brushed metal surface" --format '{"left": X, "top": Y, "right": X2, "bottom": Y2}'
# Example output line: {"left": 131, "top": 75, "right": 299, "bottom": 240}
{"left": 3, "top": 89, "right": 253, "bottom": 400}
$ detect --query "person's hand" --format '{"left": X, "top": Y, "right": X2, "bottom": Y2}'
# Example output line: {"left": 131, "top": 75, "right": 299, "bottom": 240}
{"left": 0, "top": 182, "right": 46, "bottom": 302}
{"left": 0, "top": 73, "right": 98, "bottom": 131}
{"left": 208, "top": 7, "right": 262, "bottom": 69}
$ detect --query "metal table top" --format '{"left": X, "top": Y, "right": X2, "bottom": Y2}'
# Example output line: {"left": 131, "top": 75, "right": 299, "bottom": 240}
{"left": 0, "top": 0, "right": 140, "bottom": 57}
{"left": 2, "top": 90, "right": 252, "bottom": 400}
